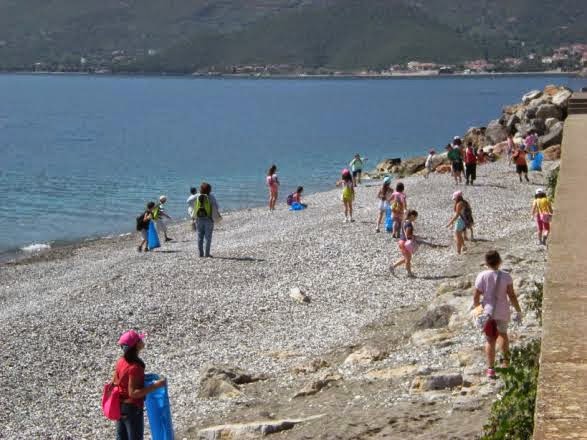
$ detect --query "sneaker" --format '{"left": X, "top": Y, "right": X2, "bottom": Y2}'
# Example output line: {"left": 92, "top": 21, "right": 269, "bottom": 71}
{"left": 137, "top": 246, "right": 142, "bottom": 252}
{"left": 375, "top": 228, "right": 380, "bottom": 233}
{"left": 486, "top": 368, "right": 496, "bottom": 379}
{"left": 343, "top": 218, "right": 348, "bottom": 224}
{"left": 165, "top": 237, "right": 173, "bottom": 242}
{"left": 350, "top": 218, "right": 355, "bottom": 223}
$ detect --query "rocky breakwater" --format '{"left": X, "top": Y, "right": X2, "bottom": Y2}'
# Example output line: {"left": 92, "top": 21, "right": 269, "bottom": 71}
{"left": 465, "top": 84, "right": 571, "bottom": 160}
{"left": 369, "top": 84, "right": 571, "bottom": 178}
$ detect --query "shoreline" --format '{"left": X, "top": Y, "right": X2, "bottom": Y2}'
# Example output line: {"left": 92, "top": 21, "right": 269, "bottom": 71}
{"left": 0, "top": 70, "right": 580, "bottom": 80}
{"left": 0, "top": 158, "right": 553, "bottom": 438}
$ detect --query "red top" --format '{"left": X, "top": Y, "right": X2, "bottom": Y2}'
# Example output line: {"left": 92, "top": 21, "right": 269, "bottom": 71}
{"left": 115, "top": 357, "right": 145, "bottom": 408}
{"left": 464, "top": 148, "right": 477, "bottom": 164}
{"left": 514, "top": 150, "right": 527, "bottom": 166}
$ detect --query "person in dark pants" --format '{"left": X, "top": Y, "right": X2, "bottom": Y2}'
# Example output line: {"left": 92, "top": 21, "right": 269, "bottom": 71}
{"left": 112, "top": 330, "right": 166, "bottom": 440}
{"left": 193, "top": 182, "right": 221, "bottom": 257}
{"left": 464, "top": 141, "right": 478, "bottom": 185}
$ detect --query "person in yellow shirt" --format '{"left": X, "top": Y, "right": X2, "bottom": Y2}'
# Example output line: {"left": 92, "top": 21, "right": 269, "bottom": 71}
{"left": 531, "top": 188, "right": 553, "bottom": 245}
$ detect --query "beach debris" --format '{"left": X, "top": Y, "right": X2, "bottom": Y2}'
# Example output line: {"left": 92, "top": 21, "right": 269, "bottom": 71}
{"left": 289, "top": 287, "right": 310, "bottom": 304}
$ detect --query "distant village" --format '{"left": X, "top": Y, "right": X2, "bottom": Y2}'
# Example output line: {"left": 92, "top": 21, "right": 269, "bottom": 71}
{"left": 29, "top": 43, "right": 587, "bottom": 76}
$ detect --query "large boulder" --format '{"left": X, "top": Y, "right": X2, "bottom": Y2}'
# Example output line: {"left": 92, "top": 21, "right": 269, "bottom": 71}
{"left": 543, "top": 144, "right": 561, "bottom": 161}
{"left": 505, "top": 114, "right": 520, "bottom": 133}
{"left": 522, "top": 90, "right": 542, "bottom": 104}
{"left": 536, "top": 103, "right": 563, "bottom": 120}
{"left": 463, "top": 126, "right": 487, "bottom": 149}
{"left": 552, "top": 89, "right": 573, "bottom": 107}
{"left": 538, "top": 122, "right": 564, "bottom": 149}
{"left": 402, "top": 156, "right": 426, "bottom": 175}
{"left": 545, "top": 117, "right": 560, "bottom": 130}
{"left": 485, "top": 120, "right": 508, "bottom": 144}
{"left": 414, "top": 305, "right": 456, "bottom": 330}
{"left": 530, "top": 118, "right": 547, "bottom": 136}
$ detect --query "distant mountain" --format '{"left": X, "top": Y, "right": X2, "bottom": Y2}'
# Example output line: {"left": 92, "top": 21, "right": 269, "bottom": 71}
{"left": 0, "top": 0, "right": 585, "bottom": 71}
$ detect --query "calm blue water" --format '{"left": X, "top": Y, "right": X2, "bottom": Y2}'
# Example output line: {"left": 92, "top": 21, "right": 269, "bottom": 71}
{"left": 1, "top": 74, "right": 585, "bottom": 255}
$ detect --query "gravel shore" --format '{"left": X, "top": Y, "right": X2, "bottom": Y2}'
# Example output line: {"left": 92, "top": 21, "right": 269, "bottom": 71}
{"left": 0, "top": 159, "right": 553, "bottom": 439}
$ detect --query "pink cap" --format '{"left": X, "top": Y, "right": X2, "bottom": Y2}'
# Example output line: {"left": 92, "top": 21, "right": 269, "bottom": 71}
{"left": 342, "top": 168, "right": 350, "bottom": 176}
{"left": 452, "top": 191, "right": 463, "bottom": 201}
{"left": 118, "top": 330, "right": 145, "bottom": 348}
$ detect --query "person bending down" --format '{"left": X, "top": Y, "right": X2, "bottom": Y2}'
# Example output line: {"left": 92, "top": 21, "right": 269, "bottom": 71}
{"left": 390, "top": 210, "right": 419, "bottom": 277}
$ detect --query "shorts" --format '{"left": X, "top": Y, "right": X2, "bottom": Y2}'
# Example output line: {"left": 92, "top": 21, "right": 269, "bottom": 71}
{"left": 398, "top": 240, "right": 413, "bottom": 258}
{"left": 516, "top": 164, "right": 528, "bottom": 174}
{"left": 452, "top": 161, "right": 463, "bottom": 172}
{"left": 352, "top": 169, "right": 362, "bottom": 177}
{"left": 378, "top": 200, "right": 389, "bottom": 211}
{"left": 455, "top": 217, "right": 466, "bottom": 232}
{"left": 536, "top": 216, "right": 550, "bottom": 232}
{"left": 485, "top": 320, "right": 509, "bottom": 340}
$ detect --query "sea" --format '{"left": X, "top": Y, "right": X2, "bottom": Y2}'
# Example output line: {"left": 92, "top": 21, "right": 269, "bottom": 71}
{"left": 1, "top": 74, "right": 585, "bottom": 259}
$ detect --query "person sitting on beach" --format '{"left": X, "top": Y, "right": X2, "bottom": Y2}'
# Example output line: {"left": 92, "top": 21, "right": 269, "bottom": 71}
{"left": 531, "top": 188, "right": 553, "bottom": 246}
{"left": 291, "top": 186, "right": 307, "bottom": 208}
{"left": 446, "top": 190, "right": 470, "bottom": 254}
{"left": 375, "top": 176, "right": 393, "bottom": 233}
{"left": 472, "top": 250, "right": 523, "bottom": 379}
{"left": 349, "top": 153, "right": 366, "bottom": 187}
{"left": 137, "top": 202, "right": 155, "bottom": 252}
{"left": 424, "top": 149, "right": 435, "bottom": 178}
{"left": 476, "top": 147, "right": 486, "bottom": 165}
{"left": 390, "top": 182, "right": 407, "bottom": 239}
{"left": 111, "top": 330, "right": 166, "bottom": 439}
{"left": 390, "top": 209, "right": 419, "bottom": 277}
{"left": 152, "top": 196, "right": 173, "bottom": 242}
{"left": 512, "top": 146, "right": 530, "bottom": 183}
{"left": 447, "top": 142, "right": 463, "bottom": 184}
{"left": 336, "top": 169, "right": 355, "bottom": 223}
{"left": 266, "top": 164, "right": 280, "bottom": 211}
{"left": 186, "top": 187, "right": 198, "bottom": 231}
{"left": 464, "top": 142, "right": 477, "bottom": 185}
{"left": 192, "top": 182, "right": 221, "bottom": 257}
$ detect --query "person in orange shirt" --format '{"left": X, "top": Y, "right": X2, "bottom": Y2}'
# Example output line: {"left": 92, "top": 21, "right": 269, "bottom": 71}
{"left": 512, "top": 146, "right": 530, "bottom": 183}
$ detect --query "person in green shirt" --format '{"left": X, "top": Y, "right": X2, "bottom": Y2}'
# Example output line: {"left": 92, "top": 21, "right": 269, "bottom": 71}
{"left": 447, "top": 140, "right": 463, "bottom": 184}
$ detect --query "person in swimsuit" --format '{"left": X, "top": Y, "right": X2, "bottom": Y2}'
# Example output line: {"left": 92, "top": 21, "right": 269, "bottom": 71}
{"left": 375, "top": 176, "right": 393, "bottom": 233}
{"left": 389, "top": 182, "right": 407, "bottom": 239}
{"left": 446, "top": 190, "right": 468, "bottom": 255}
{"left": 390, "top": 209, "right": 419, "bottom": 277}
{"left": 531, "top": 188, "right": 553, "bottom": 245}
{"left": 266, "top": 164, "right": 280, "bottom": 211}
{"left": 337, "top": 169, "right": 355, "bottom": 223}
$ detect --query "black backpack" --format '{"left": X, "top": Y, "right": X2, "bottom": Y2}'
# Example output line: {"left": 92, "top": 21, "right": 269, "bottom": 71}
{"left": 136, "top": 212, "right": 147, "bottom": 231}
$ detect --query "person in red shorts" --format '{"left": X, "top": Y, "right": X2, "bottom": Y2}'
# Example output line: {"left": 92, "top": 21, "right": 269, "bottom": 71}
{"left": 112, "top": 330, "right": 166, "bottom": 440}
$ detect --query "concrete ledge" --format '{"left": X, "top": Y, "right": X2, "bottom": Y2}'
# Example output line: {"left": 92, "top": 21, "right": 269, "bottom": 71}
{"left": 534, "top": 111, "right": 587, "bottom": 438}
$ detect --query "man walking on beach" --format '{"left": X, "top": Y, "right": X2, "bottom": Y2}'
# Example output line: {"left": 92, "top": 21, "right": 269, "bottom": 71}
{"left": 187, "top": 187, "right": 198, "bottom": 231}
{"left": 153, "top": 195, "right": 173, "bottom": 242}
{"left": 464, "top": 141, "right": 477, "bottom": 185}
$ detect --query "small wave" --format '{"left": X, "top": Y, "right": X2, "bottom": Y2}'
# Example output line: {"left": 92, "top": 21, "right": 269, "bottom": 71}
{"left": 20, "top": 243, "right": 51, "bottom": 252}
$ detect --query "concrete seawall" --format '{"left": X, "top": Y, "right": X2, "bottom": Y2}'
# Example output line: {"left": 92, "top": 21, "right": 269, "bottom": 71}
{"left": 534, "top": 110, "right": 587, "bottom": 439}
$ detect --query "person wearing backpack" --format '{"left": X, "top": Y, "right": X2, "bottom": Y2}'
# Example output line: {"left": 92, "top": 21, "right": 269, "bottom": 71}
{"left": 111, "top": 330, "right": 166, "bottom": 439}
{"left": 472, "top": 251, "right": 522, "bottom": 379}
{"left": 389, "top": 182, "right": 407, "bottom": 238}
{"left": 192, "top": 182, "right": 221, "bottom": 257}
{"left": 136, "top": 202, "right": 155, "bottom": 253}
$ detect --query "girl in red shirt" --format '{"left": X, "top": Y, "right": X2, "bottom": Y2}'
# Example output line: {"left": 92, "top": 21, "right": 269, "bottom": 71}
{"left": 112, "top": 330, "right": 165, "bottom": 440}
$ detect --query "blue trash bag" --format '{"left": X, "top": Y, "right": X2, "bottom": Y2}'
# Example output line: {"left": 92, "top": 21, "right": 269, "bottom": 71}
{"left": 147, "top": 221, "right": 161, "bottom": 250}
{"left": 144, "top": 373, "right": 174, "bottom": 440}
{"left": 385, "top": 206, "right": 393, "bottom": 232}
{"left": 289, "top": 202, "right": 305, "bottom": 211}
{"left": 530, "top": 152, "right": 544, "bottom": 171}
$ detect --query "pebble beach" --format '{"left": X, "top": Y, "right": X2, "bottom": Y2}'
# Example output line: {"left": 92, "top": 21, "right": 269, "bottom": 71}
{"left": 0, "top": 159, "right": 553, "bottom": 439}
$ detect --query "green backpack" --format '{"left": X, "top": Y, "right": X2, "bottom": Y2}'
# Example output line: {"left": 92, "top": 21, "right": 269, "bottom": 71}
{"left": 194, "top": 195, "right": 212, "bottom": 218}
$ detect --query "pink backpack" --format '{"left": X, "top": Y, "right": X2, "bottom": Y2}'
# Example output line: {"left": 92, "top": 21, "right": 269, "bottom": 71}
{"left": 102, "top": 382, "right": 122, "bottom": 420}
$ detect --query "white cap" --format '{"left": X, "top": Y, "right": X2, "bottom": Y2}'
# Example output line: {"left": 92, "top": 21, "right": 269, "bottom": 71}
{"left": 535, "top": 188, "right": 545, "bottom": 195}
{"left": 453, "top": 135, "right": 461, "bottom": 140}
{"left": 159, "top": 195, "right": 167, "bottom": 202}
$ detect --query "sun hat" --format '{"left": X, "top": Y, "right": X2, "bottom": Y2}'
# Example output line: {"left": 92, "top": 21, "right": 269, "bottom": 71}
{"left": 535, "top": 188, "right": 545, "bottom": 195}
{"left": 118, "top": 330, "right": 145, "bottom": 348}
{"left": 452, "top": 190, "right": 463, "bottom": 201}
{"left": 159, "top": 195, "right": 167, "bottom": 202}
{"left": 383, "top": 176, "right": 392, "bottom": 184}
